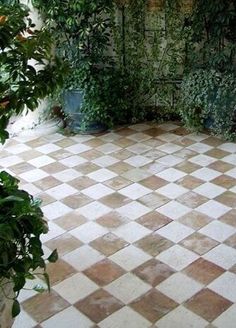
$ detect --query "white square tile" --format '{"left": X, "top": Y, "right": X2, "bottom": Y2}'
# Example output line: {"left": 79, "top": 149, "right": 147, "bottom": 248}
{"left": 159, "top": 123, "right": 179, "bottom": 131}
{"left": 157, "top": 222, "right": 194, "bottom": 243}
{"left": 156, "top": 183, "right": 188, "bottom": 199}
{"left": 208, "top": 272, "right": 236, "bottom": 303}
{"left": 156, "top": 245, "right": 198, "bottom": 271}
{"left": 92, "top": 155, "right": 119, "bottom": 167}
{"left": 52, "top": 169, "right": 82, "bottom": 182}
{"left": 97, "top": 143, "right": 122, "bottom": 154}
{"left": 218, "top": 143, "right": 236, "bottom": 153}
{"left": 105, "top": 273, "right": 151, "bottom": 304}
{"left": 194, "top": 182, "right": 226, "bottom": 199}
{"left": 36, "top": 144, "right": 61, "bottom": 154}
{"left": 99, "top": 306, "right": 150, "bottom": 328}
{"left": 156, "top": 305, "right": 208, "bottom": 328}
{"left": 127, "top": 132, "right": 151, "bottom": 142}
{"left": 203, "top": 244, "right": 236, "bottom": 269}
{"left": 187, "top": 133, "right": 209, "bottom": 141}
{"left": 28, "top": 155, "right": 55, "bottom": 168}
{"left": 12, "top": 310, "right": 37, "bottom": 328}
{"left": 117, "top": 201, "right": 151, "bottom": 220}
{"left": 156, "top": 272, "right": 203, "bottom": 303}
{"left": 41, "top": 306, "right": 93, "bottom": 328}
{"left": 0, "top": 155, "right": 23, "bottom": 168}
{"left": 40, "top": 222, "right": 65, "bottom": 243}
{"left": 222, "top": 154, "right": 236, "bottom": 165}
{"left": 157, "top": 133, "right": 180, "bottom": 142}
{"left": 42, "top": 201, "right": 73, "bottom": 220}
{"left": 19, "top": 168, "right": 49, "bottom": 182}
{"left": 70, "top": 222, "right": 107, "bottom": 243}
{"left": 157, "top": 201, "right": 191, "bottom": 220}
{"left": 46, "top": 184, "right": 77, "bottom": 200}
{"left": 157, "top": 155, "right": 184, "bottom": 167}
{"left": 119, "top": 183, "right": 151, "bottom": 200}
{"left": 208, "top": 272, "right": 236, "bottom": 302}
{"left": 7, "top": 143, "right": 31, "bottom": 154}
{"left": 226, "top": 168, "right": 236, "bottom": 178}
{"left": 156, "top": 168, "right": 186, "bottom": 182}
{"left": 53, "top": 273, "right": 98, "bottom": 303}
{"left": 199, "top": 221, "right": 235, "bottom": 242}
{"left": 65, "top": 143, "right": 91, "bottom": 154}
{"left": 78, "top": 201, "right": 111, "bottom": 220}
{"left": 187, "top": 143, "right": 213, "bottom": 154}
{"left": 88, "top": 168, "right": 117, "bottom": 182}
{"left": 109, "top": 245, "right": 151, "bottom": 271}
{"left": 59, "top": 155, "right": 87, "bottom": 167}
{"left": 157, "top": 143, "right": 183, "bottom": 154}
{"left": 81, "top": 183, "right": 114, "bottom": 200}
{"left": 124, "top": 155, "right": 152, "bottom": 167}
{"left": 63, "top": 245, "right": 104, "bottom": 271}
{"left": 189, "top": 154, "right": 216, "bottom": 167}
{"left": 127, "top": 143, "right": 152, "bottom": 154}
{"left": 196, "top": 200, "right": 230, "bottom": 219}
{"left": 213, "top": 304, "right": 236, "bottom": 328}
{"left": 191, "top": 168, "right": 221, "bottom": 181}
{"left": 21, "top": 183, "right": 42, "bottom": 196}
{"left": 114, "top": 222, "right": 151, "bottom": 243}
{"left": 121, "top": 168, "right": 151, "bottom": 182}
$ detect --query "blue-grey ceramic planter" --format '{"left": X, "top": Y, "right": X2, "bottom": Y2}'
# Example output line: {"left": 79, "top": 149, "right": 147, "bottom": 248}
{"left": 63, "top": 90, "right": 107, "bottom": 134}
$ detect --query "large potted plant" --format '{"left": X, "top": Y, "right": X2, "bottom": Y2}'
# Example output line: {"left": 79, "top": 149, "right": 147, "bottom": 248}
{"left": 0, "top": 2, "right": 61, "bottom": 324}
{"left": 33, "top": 0, "right": 116, "bottom": 133}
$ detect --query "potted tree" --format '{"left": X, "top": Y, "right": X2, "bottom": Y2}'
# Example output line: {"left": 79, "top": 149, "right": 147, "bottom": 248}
{"left": 0, "top": 2, "right": 61, "bottom": 324}
{"left": 33, "top": 0, "right": 116, "bottom": 133}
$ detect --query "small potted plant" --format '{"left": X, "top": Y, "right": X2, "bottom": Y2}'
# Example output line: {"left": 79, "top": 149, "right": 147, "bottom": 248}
{"left": 0, "top": 2, "right": 61, "bottom": 324}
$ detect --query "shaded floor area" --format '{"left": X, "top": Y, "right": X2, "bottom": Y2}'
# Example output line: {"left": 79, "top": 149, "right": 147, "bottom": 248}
{"left": 1, "top": 122, "right": 236, "bottom": 328}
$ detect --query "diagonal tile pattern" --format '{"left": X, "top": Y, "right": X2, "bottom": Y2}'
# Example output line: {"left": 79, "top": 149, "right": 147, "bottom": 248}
{"left": 1, "top": 122, "right": 235, "bottom": 327}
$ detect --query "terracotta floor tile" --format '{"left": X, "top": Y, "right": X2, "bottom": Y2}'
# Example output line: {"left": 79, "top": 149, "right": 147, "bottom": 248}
{"left": 211, "top": 175, "right": 236, "bottom": 189}
{"left": 131, "top": 289, "right": 178, "bottom": 322}
{"left": 136, "top": 212, "right": 172, "bottom": 231}
{"left": 184, "top": 289, "right": 232, "bottom": 322}
{"left": 61, "top": 193, "right": 92, "bottom": 209}
{"left": 90, "top": 233, "right": 128, "bottom": 256}
{"left": 108, "top": 162, "right": 133, "bottom": 174}
{"left": 42, "top": 162, "right": 67, "bottom": 174}
{"left": 135, "top": 233, "right": 174, "bottom": 257}
{"left": 202, "top": 136, "right": 224, "bottom": 147}
{"left": 104, "top": 176, "right": 131, "bottom": 190}
{"left": 96, "top": 212, "right": 127, "bottom": 229}
{"left": 83, "top": 259, "right": 125, "bottom": 286}
{"left": 177, "top": 175, "right": 204, "bottom": 189}
{"left": 100, "top": 193, "right": 131, "bottom": 208}
{"left": 205, "top": 149, "right": 229, "bottom": 159}
{"left": 45, "top": 259, "right": 77, "bottom": 286}
{"left": 34, "top": 176, "right": 61, "bottom": 191}
{"left": 178, "top": 211, "right": 212, "bottom": 230}
{"left": 208, "top": 161, "right": 234, "bottom": 173}
{"left": 111, "top": 149, "right": 133, "bottom": 160}
{"left": 180, "top": 233, "right": 219, "bottom": 255}
{"left": 215, "top": 191, "right": 236, "bottom": 208}
{"left": 75, "top": 162, "right": 101, "bottom": 174}
{"left": 84, "top": 138, "right": 106, "bottom": 148}
{"left": 22, "top": 291, "right": 69, "bottom": 322}
{"left": 140, "top": 176, "right": 168, "bottom": 189}
{"left": 224, "top": 233, "right": 236, "bottom": 248}
{"left": 113, "top": 137, "right": 135, "bottom": 148}
{"left": 54, "top": 212, "right": 87, "bottom": 231}
{"left": 74, "top": 289, "right": 124, "bottom": 323}
{"left": 145, "top": 127, "right": 166, "bottom": 137}
{"left": 219, "top": 209, "right": 236, "bottom": 227}
{"left": 133, "top": 259, "right": 176, "bottom": 286}
{"left": 177, "top": 192, "right": 208, "bottom": 209}
{"left": 68, "top": 176, "right": 96, "bottom": 190}
{"left": 44, "top": 233, "right": 83, "bottom": 256}
{"left": 175, "top": 162, "right": 201, "bottom": 174}
{"left": 10, "top": 162, "right": 36, "bottom": 175}
{"left": 138, "top": 192, "right": 169, "bottom": 209}
{"left": 80, "top": 149, "right": 103, "bottom": 160}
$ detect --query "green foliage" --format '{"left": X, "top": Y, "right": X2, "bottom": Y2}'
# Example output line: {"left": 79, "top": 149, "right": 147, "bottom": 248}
{"left": 0, "top": 171, "right": 58, "bottom": 317}
{"left": 179, "top": 69, "right": 236, "bottom": 140}
{"left": 185, "top": 0, "right": 236, "bottom": 72}
{"left": 0, "top": 2, "right": 66, "bottom": 143}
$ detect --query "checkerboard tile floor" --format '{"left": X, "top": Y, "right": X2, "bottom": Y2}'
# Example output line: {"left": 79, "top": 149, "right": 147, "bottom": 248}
{"left": 1, "top": 122, "right": 236, "bottom": 327}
